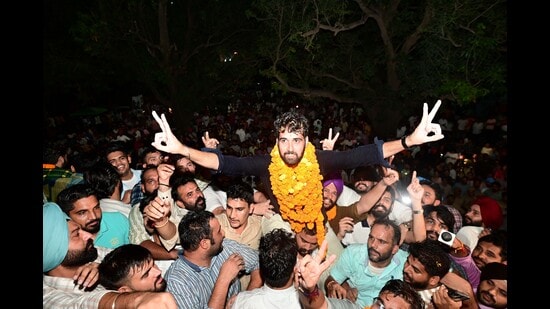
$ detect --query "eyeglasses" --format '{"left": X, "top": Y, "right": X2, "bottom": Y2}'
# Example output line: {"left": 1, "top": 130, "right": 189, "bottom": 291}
{"left": 372, "top": 297, "right": 385, "bottom": 309}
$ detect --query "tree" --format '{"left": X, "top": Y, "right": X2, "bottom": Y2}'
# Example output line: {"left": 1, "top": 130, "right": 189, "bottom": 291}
{"left": 248, "top": 0, "right": 506, "bottom": 134}
{"left": 67, "top": 0, "right": 260, "bottom": 127}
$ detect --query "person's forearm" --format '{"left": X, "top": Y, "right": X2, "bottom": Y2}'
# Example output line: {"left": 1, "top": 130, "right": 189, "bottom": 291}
{"left": 208, "top": 279, "right": 232, "bottom": 309}
{"left": 411, "top": 201, "right": 426, "bottom": 242}
{"left": 155, "top": 219, "right": 177, "bottom": 245}
{"left": 246, "top": 269, "right": 263, "bottom": 290}
{"left": 299, "top": 285, "right": 328, "bottom": 309}
{"left": 185, "top": 146, "right": 220, "bottom": 170}
{"left": 356, "top": 181, "right": 386, "bottom": 214}
{"left": 382, "top": 136, "right": 411, "bottom": 158}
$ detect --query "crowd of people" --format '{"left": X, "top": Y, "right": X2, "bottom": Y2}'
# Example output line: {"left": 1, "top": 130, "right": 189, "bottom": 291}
{"left": 43, "top": 96, "right": 508, "bottom": 309}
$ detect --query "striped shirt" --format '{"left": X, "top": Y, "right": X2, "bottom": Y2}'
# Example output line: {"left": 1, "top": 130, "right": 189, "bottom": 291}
{"left": 165, "top": 238, "right": 259, "bottom": 309}
{"left": 43, "top": 275, "right": 109, "bottom": 309}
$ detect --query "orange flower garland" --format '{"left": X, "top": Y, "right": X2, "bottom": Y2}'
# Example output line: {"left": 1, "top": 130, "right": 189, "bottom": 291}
{"left": 269, "top": 142, "right": 326, "bottom": 245}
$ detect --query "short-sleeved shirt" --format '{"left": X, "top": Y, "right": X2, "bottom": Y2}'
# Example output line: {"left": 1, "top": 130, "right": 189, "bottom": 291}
{"left": 330, "top": 244, "right": 408, "bottom": 308}
{"left": 230, "top": 285, "right": 299, "bottom": 308}
{"left": 94, "top": 211, "right": 130, "bottom": 249}
{"left": 165, "top": 238, "right": 260, "bottom": 309}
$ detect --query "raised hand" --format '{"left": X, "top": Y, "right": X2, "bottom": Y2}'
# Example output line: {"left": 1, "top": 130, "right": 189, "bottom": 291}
{"left": 409, "top": 100, "right": 445, "bottom": 146}
{"left": 406, "top": 170, "right": 424, "bottom": 202}
{"left": 219, "top": 253, "right": 246, "bottom": 282}
{"left": 202, "top": 131, "right": 220, "bottom": 149}
{"left": 337, "top": 217, "right": 355, "bottom": 240}
{"left": 381, "top": 167, "right": 399, "bottom": 186}
{"left": 151, "top": 111, "right": 185, "bottom": 154}
{"left": 295, "top": 239, "right": 336, "bottom": 291}
{"left": 320, "top": 128, "right": 340, "bottom": 150}
{"left": 144, "top": 196, "right": 171, "bottom": 223}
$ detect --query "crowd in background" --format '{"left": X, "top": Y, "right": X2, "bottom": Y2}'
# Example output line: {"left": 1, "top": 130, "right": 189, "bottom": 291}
{"left": 44, "top": 93, "right": 507, "bottom": 226}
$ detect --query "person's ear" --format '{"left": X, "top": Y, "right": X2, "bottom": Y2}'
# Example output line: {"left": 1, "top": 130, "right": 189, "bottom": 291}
{"left": 118, "top": 286, "right": 133, "bottom": 292}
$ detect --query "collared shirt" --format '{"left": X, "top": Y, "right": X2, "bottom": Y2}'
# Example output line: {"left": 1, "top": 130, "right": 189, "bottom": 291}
{"left": 216, "top": 213, "right": 291, "bottom": 250}
{"left": 99, "top": 198, "right": 131, "bottom": 218}
{"left": 95, "top": 211, "right": 130, "bottom": 249}
{"left": 330, "top": 244, "right": 408, "bottom": 308}
{"left": 165, "top": 238, "right": 260, "bottom": 309}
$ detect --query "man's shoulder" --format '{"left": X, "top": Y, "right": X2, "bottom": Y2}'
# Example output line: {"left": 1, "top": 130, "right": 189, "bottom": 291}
{"left": 102, "top": 211, "right": 129, "bottom": 222}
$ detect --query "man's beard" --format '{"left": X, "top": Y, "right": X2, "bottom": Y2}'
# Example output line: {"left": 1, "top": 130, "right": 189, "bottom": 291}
{"left": 403, "top": 273, "right": 430, "bottom": 290}
{"left": 464, "top": 217, "right": 483, "bottom": 227}
{"left": 208, "top": 238, "right": 224, "bottom": 257}
{"left": 185, "top": 196, "right": 206, "bottom": 212}
{"left": 298, "top": 247, "right": 315, "bottom": 257}
{"left": 426, "top": 230, "right": 439, "bottom": 241}
{"left": 354, "top": 183, "right": 370, "bottom": 194}
{"left": 368, "top": 247, "right": 392, "bottom": 263}
{"left": 154, "top": 277, "right": 167, "bottom": 292}
{"left": 282, "top": 151, "right": 302, "bottom": 166}
{"left": 83, "top": 219, "right": 101, "bottom": 234}
{"left": 61, "top": 239, "right": 98, "bottom": 267}
{"left": 323, "top": 197, "right": 336, "bottom": 210}
{"left": 370, "top": 204, "right": 390, "bottom": 219}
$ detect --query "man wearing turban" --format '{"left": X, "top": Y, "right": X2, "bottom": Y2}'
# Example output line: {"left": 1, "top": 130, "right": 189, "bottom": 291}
{"left": 43, "top": 202, "right": 176, "bottom": 308}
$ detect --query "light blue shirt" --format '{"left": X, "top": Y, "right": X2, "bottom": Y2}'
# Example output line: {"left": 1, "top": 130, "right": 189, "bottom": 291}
{"left": 94, "top": 211, "right": 130, "bottom": 249}
{"left": 330, "top": 244, "right": 408, "bottom": 308}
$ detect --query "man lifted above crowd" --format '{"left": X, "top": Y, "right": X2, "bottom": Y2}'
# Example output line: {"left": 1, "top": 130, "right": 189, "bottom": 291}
{"left": 150, "top": 101, "right": 445, "bottom": 245}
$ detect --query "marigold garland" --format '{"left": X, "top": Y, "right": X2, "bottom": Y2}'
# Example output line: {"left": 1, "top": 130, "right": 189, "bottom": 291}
{"left": 269, "top": 142, "right": 326, "bottom": 245}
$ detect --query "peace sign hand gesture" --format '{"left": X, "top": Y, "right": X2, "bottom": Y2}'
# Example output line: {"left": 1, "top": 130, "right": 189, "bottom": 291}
{"left": 408, "top": 100, "right": 445, "bottom": 146}
{"left": 320, "top": 128, "right": 340, "bottom": 151}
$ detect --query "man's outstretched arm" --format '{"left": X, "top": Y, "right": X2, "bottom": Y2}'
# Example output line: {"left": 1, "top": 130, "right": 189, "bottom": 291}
{"left": 150, "top": 111, "right": 221, "bottom": 170}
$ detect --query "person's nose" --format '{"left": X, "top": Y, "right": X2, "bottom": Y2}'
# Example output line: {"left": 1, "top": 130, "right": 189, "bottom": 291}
{"left": 151, "top": 264, "right": 162, "bottom": 276}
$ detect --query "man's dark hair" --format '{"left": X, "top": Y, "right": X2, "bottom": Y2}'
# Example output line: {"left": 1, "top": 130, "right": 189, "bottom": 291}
{"left": 352, "top": 165, "right": 383, "bottom": 183}
{"left": 477, "top": 230, "right": 508, "bottom": 261}
{"left": 84, "top": 161, "right": 121, "bottom": 199}
{"left": 57, "top": 183, "right": 97, "bottom": 214}
{"left": 226, "top": 180, "right": 254, "bottom": 204}
{"left": 98, "top": 244, "right": 156, "bottom": 290}
{"left": 408, "top": 239, "right": 451, "bottom": 279}
{"left": 423, "top": 205, "right": 455, "bottom": 233}
{"left": 140, "top": 164, "right": 159, "bottom": 184}
{"left": 379, "top": 279, "right": 425, "bottom": 309}
{"left": 420, "top": 180, "right": 443, "bottom": 201}
{"left": 169, "top": 171, "right": 198, "bottom": 202}
{"left": 104, "top": 141, "right": 131, "bottom": 158}
{"left": 371, "top": 217, "right": 401, "bottom": 246}
{"left": 43, "top": 147, "right": 63, "bottom": 165}
{"left": 259, "top": 229, "right": 298, "bottom": 288}
{"left": 273, "top": 111, "right": 309, "bottom": 137}
{"left": 178, "top": 210, "right": 215, "bottom": 251}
